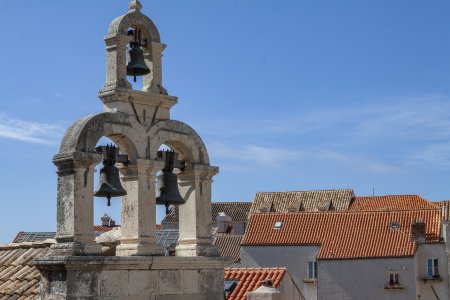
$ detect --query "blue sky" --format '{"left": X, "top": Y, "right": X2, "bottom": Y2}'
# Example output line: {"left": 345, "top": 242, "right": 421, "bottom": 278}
{"left": 1, "top": 1, "right": 450, "bottom": 243}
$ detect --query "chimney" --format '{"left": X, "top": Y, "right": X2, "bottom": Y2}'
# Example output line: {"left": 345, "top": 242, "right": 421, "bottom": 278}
{"left": 261, "top": 279, "right": 273, "bottom": 287}
{"left": 411, "top": 219, "right": 426, "bottom": 244}
{"left": 109, "top": 219, "right": 116, "bottom": 227}
{"left": 216, "top": 212, "right": 232, "bottom": 234}
{"left": 101, "top": 214, "right": 111, "bottom": 227}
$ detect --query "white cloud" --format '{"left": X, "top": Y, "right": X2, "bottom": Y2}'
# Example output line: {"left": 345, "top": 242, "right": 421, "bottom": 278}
{"left": 410, "top": 143, "right": 450, "bottom": 167}
{"left": 209, "top": 142, "right": 399, "bottom": 174}
{"left": 201, "top": 94, "right": 450, "bottom": 142}
{"left": 209, "top": 143, "right": 304, "bottom": 167}
{"left": 0, "top": 113, "right": 62, "bottom": 145}
{"left": 314, "top": 149, "right": 402, "bottom": 174}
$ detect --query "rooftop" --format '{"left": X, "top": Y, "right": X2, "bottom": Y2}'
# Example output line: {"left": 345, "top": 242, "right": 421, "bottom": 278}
{"left": 12, "top": 226, "right": 116, "bottom": 243}
{"left": 349, "top": 195, "right": 438, "bottom": 211}
{"left": 242, "top": 209, "right": 441, "bottom": 260}
{"left": 224, "top": 267, "right": 286, "bottom": 300}
{"left": 0, "top": 241, "right": 51, "bottom": 299}
{"left": 162, "top": 202, "right": 252, "bottom": 223}
{"left": 213, "top": 235, "right": 243, "bottom": 263}
{"left": 435, "top": 200, "right": 450, "bottom": 221}
{"left": 249, "top": 189, "right": 354, "bottom": 214}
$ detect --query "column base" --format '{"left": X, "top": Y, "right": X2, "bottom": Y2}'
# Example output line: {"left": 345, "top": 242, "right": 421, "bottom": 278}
{"left": 116, "top": 243, "right": 165, "bottom": 256}
{"left": 48, "top": 242, "right": 102, "bottom": 256}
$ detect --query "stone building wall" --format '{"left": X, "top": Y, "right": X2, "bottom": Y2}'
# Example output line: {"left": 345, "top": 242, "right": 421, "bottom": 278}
{"left": 240, "top": 245, "right": 319, "bottom": 299}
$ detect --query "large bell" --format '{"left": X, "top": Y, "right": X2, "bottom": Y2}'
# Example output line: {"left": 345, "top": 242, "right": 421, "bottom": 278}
{"left": 126, "top": 31, "right": 150, "bottom": 83}
{"left": 94, "top": 165, "right": 127, "bottom": 206}
{"left": 156, "top": 172, "right": 185, "bottom": 211}
{"left": 94, "top": 145, "right": 127, "bottom": 206}
{"left": 156, "top": 150, "right": 185, "bottom": 214}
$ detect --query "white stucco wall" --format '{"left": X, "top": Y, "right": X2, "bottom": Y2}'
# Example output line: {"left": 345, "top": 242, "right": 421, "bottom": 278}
{"left": 279, "top": 273, "right": 305, "bottom": 300}
{"left": 415, "top": 243, "right": 449, "bottom": 300}
{"left": 318, "top": 258, "right": 416, "bottom": 300}
{"left": 241, "top": 245, "right": 320, "bottom": 300}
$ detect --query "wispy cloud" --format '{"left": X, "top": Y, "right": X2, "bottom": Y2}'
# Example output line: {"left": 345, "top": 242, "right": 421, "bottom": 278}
{"left": 0, "top": 113, "right": 62, "bottom": 145}
{"left": 313, "top": 149, "right": 402, "bottom": 174}
{"left": 210, "top": 143, "right": 304, "bottom": 167}
{"left": 410, "top": 143, "right": 450, "bottom": 168}
{"left": 201, "top": 94, "right": 450, "bottom": 142}
{"left": 209, "top": 142, "right": 399, "bottom": 174}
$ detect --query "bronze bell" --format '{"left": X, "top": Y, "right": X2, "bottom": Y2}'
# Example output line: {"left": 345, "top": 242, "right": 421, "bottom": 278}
{"left": 126, "top": 28, "right": 150, "bottom": 82}
{"left": 156, "top": 150, "right": 185, "bottom": 214}
{"left": 94, "top": 145, "right": 127, "bottom": 206}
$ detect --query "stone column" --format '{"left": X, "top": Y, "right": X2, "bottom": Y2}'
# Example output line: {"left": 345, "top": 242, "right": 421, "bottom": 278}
{"left": 116, "top": 158, "right": 164, "bottom": 256}
{"left": 49, "top": 151, "right": 103, "bottom": 256}
{"left": 176, "top": 164, "right": 220, "bottom": 257}
{"left": 143, "top": 42, "right": 166, "bottom": 94}
{"left": 101, "top": 33, "right": 131, "bottom": 92}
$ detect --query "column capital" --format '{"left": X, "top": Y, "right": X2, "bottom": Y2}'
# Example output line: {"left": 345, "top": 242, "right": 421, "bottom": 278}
{"left": 103, "top": 33, "right": 130, "bottom": 49}
{"left": 53, "top": 151, "right": 102, "bottom": 175}
{"left": 178, "top": 164, "right": 219, "bottom": 183}
{"left": 120, "top": 158, "right": 164, "bottom": 180}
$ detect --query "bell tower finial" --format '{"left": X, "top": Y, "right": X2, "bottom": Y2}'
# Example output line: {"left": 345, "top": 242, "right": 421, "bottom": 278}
{"left": 129, "top": 0, "right": 143, "bottom": 12}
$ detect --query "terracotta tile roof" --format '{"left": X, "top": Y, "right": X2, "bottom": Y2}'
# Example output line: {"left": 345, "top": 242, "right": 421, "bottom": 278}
{"left": 434, "top": 200, "right": 450, "bottom": 221}
{"left": 162, "top": 202, "right": 252, "bottom": 223}
{"left": 224, "top": 267, "right": 286, "bottom": 300}
{"left": 156, "top": 224, "right": 162, "bottom": 230}
{"left": 349, "top": 195, "right": 438, "bottom": 211}
{"left": 242, "top": 210, "right": 441, "bottom": 260}
{"left": 213, "top": 235, "right": 243, "bottom": 262}
{"left": 249, "top": 189, "right": 354, "bottom": 214}
{"left": 0, "top": 242, "right": 51, "bottom": 299}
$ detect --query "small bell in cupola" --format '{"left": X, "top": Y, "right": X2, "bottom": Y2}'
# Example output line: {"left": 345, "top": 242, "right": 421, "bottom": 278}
{"left": 126, "top": 28, "right": 150, "bottom": 82}
{"left": 94, "top": 144, "right": 128, "bottom": 206}
{"left": 156, "top": 150, "right": 185, "bottom": 214}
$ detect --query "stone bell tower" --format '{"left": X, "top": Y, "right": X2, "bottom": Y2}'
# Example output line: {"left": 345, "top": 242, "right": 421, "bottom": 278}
{"left": 35, "top": 1, "right": 230, "bottom": 299}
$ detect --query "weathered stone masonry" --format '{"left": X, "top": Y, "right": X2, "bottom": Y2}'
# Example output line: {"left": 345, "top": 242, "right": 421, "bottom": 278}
{"left": 35, "top": 1, "right": 231, "bottom": 299}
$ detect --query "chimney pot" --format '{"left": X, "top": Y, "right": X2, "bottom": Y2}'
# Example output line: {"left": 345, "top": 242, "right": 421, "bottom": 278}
{"left": 101, "top": 213, "right": 111, "bottom": 227}
{"left": 216, "top": 212, "right": 232, "bottom": 234}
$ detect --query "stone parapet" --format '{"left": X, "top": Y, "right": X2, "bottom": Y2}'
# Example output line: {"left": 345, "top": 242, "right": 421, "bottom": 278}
{"left": 35, "top": 256, "right": 232, "bottom": 299}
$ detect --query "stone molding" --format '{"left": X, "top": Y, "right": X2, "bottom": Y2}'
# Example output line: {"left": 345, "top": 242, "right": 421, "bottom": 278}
{"left": 35, "top": 255, "right": 232, "bottom": 271}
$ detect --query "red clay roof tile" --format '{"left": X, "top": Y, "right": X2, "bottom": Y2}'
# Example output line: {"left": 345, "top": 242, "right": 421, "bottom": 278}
{"left": 349, "top": 195, "right": 438, "bottom": 211}
{"left": 224, "top": 267, "right": 286, "bottom": 300}
{"left": 242, "top": 210, "right": 441, "bottom": 260}
{"left": 0, "top": 243, "right": 49, "bottom": 298}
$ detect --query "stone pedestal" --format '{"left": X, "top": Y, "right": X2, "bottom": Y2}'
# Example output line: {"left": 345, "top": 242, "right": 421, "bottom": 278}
{"left": 35, "top": 256, "right": 232, "bottom": 299}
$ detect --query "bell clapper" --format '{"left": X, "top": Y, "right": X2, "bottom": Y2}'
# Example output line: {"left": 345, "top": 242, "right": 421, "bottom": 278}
{"left": 107, "top": 194, "right": 111, "bottom": 207}
{"left": 165, "top": 203, "right": 170, "bottom": 215}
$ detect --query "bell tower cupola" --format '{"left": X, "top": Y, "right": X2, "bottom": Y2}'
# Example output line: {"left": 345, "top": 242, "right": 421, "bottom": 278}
{"left": 98, "top": 0, "right": 176, "bottom": 122}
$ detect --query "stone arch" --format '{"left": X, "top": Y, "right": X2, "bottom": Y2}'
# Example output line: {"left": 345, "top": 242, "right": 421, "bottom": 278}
{"left": 108, "top": 11, "right": 160, "bottom": 43}
{"left": 148, "top": 119, "right": 210, "bottom": 166}
{"left": 59, "top": 112, "right": 146, "bottom": 162}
